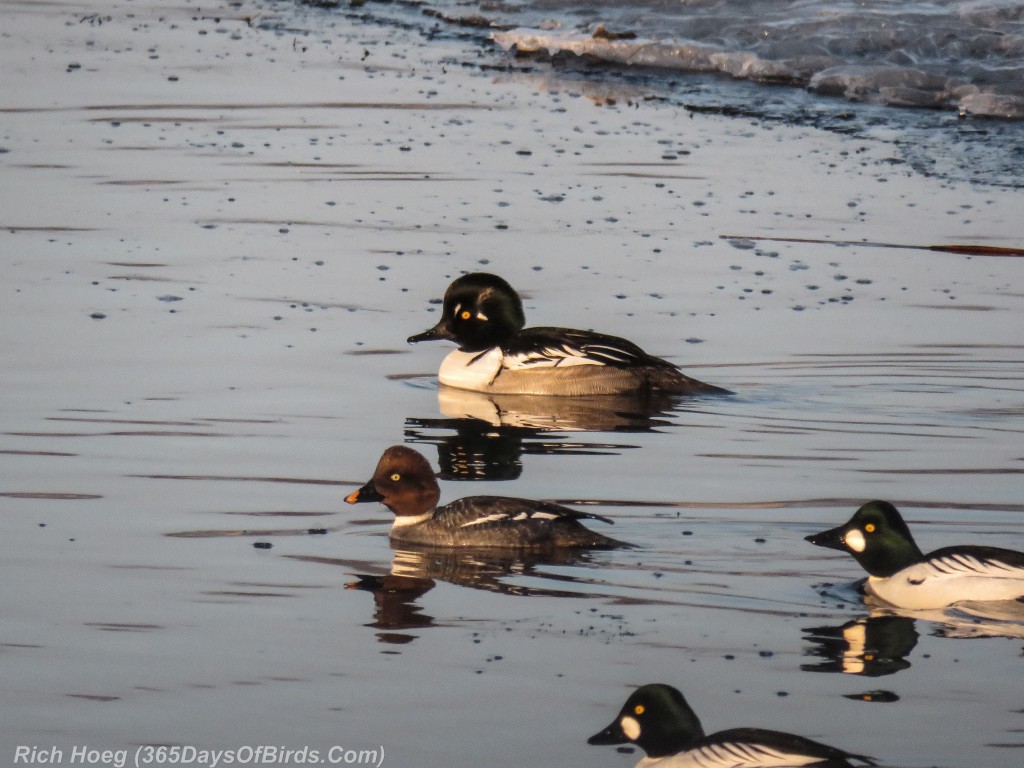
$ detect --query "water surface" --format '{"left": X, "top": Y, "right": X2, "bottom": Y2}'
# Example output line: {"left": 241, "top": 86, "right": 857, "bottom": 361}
{"left": 2, "top": 1, "right": 1023, "bottom": 767}
{"left": 294, "top": 0, "right": 1024, "bottom": 187}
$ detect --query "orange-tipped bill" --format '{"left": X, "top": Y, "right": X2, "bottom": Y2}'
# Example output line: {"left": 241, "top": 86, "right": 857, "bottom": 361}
{"left": 345, "top": 480, "right": 383, "bottom": 505}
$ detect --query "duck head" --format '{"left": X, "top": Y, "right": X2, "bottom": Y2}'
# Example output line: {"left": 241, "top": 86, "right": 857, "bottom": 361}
{"left": 806, "top": 500, "right": 924, "bottom": 577}
{"left": 345, "top": 446, "right": 441, "bottom": 520}
{"left": 408, "top": 273, "right": 526, "bottom": 352}
{"left": 588, "top": 683, "right": 705, "bottom": 758}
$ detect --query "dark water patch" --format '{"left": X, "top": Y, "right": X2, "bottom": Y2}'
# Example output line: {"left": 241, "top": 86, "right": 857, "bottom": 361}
{"left": 722, "top": 234, "right": 1024, "bottom": 257}
{"left": 743, "top": 422, "right": 974, "bottom": 440}
{"left": 0, "top": 492, "right": 102, "bottom": 500}
{"left": 165, "top": 526, "right": 340, "bottom": 538}
{"left": 8, "top": 430, "right": 236, "bottom": 438}
{"left": 584, "top": 168, "right": 705, "bottom": 181}
{"left": 247, "top": 161, "right": 364, "bottom": 169}
{"left": 46, "top": 417, "right": 207, "bottom": 427}
{"left": 861, "top": 467, "right": 1024, "bottom": 475}
{"left": 3, "top": 225, "right": 98, "bottom": 232}
{"left": 198, "top": 417, "right": 284, "bottom": 424}
{"left": 107, "top": 274, "right": 179, "bottom": 282}
{"left": 913, "top": 343, "right": 1024, "bottom": 350}
{"left": 7, "top": 100, "right": 503, "bottom": 113}
{"left": 134, "top": 473, "right": 344, "bottom": 486}
{"left": 109, "top": 564, "right": 192, "bottom": 571}
{"left": 697, "top": 453, "right": 856, "bottom": 462}
{"left": 85, "top": 622, "right": 165, "bottom": 632}
{"left": 909, "top": 303, "right": 1000, "bottom": 311}
{"left": 197, "top": 218, "right": 345, "bottom": 228}
{"left": 66, "top": 694, "right": 119, "bottom": 702}
{"left": 233, "top": 581, "right": 328, "bottom": 591}
{"left": 88, "top": 115, "right": 218, "bottom": 123}
{"left": 0, "top": 449, "right": 77, "bottom": 456}
{"left": 98, "top": 179, "right": 186, "bottom": 186}
{"left": 220, "top": 510, "right": 336, "bottom": 517}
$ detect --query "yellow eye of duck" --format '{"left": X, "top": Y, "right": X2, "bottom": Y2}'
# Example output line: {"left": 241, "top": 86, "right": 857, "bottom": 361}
{"left": 634, "top": 704, "right": 645, "bottom": 715}
{"left": 460, "top": 310, "right": 472, "bottom": 320}
{"left": 390, "top": 473, "right": 401, "bottom": 482}
{"left": 864, "top": 523, "right": 876, "bottom": 533}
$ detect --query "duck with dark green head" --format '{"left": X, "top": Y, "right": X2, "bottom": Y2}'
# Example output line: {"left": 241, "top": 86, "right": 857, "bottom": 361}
{"left": 588, "top": 683, "right": 875, "bottom": 767}
{"left": 806, "top": 500, "right": 1024, "bottom": 610}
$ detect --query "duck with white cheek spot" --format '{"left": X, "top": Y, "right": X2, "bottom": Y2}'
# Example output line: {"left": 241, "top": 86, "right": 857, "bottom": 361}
{"left": 408, "top": 273, "right": 730, "bottom": 396}
{"left": 806, "top": 500, "right": 1024, "bottom": 610}
{"left": 345, "top": 445, "right": 626, "bottom": 550}
{"left": 588, "top": 684, "right": 876, "bottom": 767}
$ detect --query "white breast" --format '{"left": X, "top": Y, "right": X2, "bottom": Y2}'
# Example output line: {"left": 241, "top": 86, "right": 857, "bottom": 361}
{"left": 867, "top": 555, "right": 1024, "bottom": 610}
{"left": 437, "top": 348, "right": 504, "bottom": 391}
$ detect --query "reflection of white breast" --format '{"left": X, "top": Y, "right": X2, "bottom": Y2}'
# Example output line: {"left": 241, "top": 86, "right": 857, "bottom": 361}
{"left": 841, "top": 621, "right": 867, "bottom": 674}
{"left": 438, "top": 348, "right": 503, "bottom": 391}
{"left": 867, "top": 556, "right": 1024, "bottom": 610}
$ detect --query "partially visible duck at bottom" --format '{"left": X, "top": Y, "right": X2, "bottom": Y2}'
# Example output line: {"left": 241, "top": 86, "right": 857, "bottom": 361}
{"left": 589, "top": 684, "right": 876, "bottom": 768}
{"left": 344, "top": 445, "right": 625, "bottom": 549}
{"left": 408, "top": 272, "right": 730, "bottom": 396}
{"left": 806, "top": 500, "right": 1024, "bottom": 610}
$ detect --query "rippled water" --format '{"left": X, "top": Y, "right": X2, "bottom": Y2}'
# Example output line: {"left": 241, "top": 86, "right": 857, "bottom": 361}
{"left": 9, "top": 342, "right": 1024, "bottom": 765}
{"left": 483, "top": 0, "right": 1024, "bottom": 117}
{"left": 3, "top": 1, "right": 1024, "bottom": 767}
{"left": 299, "top": 0, "right": 1024, "bottom": 186}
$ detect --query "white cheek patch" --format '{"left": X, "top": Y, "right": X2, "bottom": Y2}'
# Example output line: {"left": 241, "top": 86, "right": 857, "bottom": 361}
{"left": 476, "top": 311, "right": 489, "bottom": 321}
{"left": 620, "top": 716, "right": 641, "bottom": 742}
{"left": 844, "top": 528, "right": 866, "bottom": 553}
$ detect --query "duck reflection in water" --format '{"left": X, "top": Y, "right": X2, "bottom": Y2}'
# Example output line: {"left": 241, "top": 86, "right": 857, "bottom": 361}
{"left": 345, "top": 545, "right": 615, "bottom": 643}
{"left": 801, "top": 604, "right": 1024, "bottom": 690}
{"left": 405, "top": 385, "right": 692, "bottom": 482}
{"left": 433, "top": 384, "right": 687, "bottom": 433}
{"left": 801, "top": 615, "right": 918, "bottom": 677}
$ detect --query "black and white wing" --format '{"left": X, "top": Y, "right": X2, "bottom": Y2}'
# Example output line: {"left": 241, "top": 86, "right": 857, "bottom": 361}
{"left": 504, "top": 327, "right": 676, "bottom": 370}
{"left": 658, "top": 730, "right": 875, "bottom": 768}
{"left": 922, "top": 546, "right": 1024, "bottom": 578}
{"left": 442, "top": 496, "right": 614, "bottom": 530}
